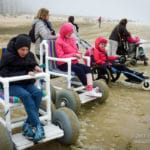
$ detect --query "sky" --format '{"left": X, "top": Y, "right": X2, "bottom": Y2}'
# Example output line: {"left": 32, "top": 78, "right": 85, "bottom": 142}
{"left": 33, "top": 0, "right": 150, "bottom": 24}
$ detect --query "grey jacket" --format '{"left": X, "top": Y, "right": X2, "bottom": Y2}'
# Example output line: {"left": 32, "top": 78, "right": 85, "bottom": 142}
{"left": 34, "top": 19, "right": 56, "bottom": 55}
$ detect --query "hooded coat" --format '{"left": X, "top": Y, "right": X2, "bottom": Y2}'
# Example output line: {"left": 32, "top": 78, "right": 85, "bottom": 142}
{"left": 55, "top": 23, "right": 80, "bottom": 65}
{"left": 93, "top": 37, "right": 118, "bottom": 65}
{"left": 34, "top": 19, "right": 56, "bottom": 55}
{"left": 0, "top": 36, "right": 38, "bottom": 85}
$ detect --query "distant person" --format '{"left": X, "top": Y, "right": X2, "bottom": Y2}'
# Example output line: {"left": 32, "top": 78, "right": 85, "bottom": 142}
{"left": 68, "top": 16, "right": 79, "bottom": 33}
{"left": 0, "top": 34, "right": 44, "bottom": 143}
{"left": 55, "top": 23, "right": 102, "bottom": 97}
{"left": 98, "top": 16, "right": 102, "bottom": 29}
{"left": 68, "top": 16, "right": 80, "bottom": 47}
{"left": 108, "top": 18, "right": 130, "bottom": 56}
{"left": 34, "top": 8, "right": 57, "bottom": 60}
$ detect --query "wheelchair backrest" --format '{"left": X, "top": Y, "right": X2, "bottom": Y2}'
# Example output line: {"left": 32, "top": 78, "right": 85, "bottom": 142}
{"left": 0, "top": 47, "right": 6, "bottom": 60}
{"left": 47, "top": 40, "right": 58, "bottom": 71}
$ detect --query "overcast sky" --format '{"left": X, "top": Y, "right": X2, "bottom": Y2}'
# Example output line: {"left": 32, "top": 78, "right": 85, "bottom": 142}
{"left": 34, "top": 0, "right": 149, "bottom": 24}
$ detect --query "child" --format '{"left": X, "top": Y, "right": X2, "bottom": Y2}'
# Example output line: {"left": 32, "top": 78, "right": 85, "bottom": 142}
{"left": 0, "top": 34, "right": 44, "bottom": 143}
{"left": 55, "top": 23, "right": 101, "bottom": 97}
{"left": 93, "top": 37, "right": 147, "bottom": 82}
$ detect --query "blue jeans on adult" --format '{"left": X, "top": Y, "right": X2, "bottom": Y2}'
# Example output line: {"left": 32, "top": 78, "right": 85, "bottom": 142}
{"left": 9, "top": 84, "right": 43, "bottom": 127}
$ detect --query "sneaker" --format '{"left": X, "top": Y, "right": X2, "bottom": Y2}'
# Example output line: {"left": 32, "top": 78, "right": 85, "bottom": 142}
{"left": 135, "top": 72, "right": 144, "bottom": 77}
{"left": 22, "top": 122, "right": 34, "bottom": 139}
{"left": 85, "top": 88, "right": 102, "bottom": 97}
{"left": 33, "top": 124, "right": 45, "bottom": 143}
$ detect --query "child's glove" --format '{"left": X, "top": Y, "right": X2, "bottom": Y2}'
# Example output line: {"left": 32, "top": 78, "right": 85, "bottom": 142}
{"left": 118, "top": 56, "right": 126, "bottom": 64}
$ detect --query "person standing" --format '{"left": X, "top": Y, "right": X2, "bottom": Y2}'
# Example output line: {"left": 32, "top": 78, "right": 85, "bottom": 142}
{"left": 108, "top": 18, "right": 130, "bottom": 56}
{"left": 68, "top": 16, "right": 81, "bottom": 47}
{"left": 34, "top": 8, "right": 57, "bottom": 60}
{"left": 0, "top": 34, "right": 44, "bottom": 143}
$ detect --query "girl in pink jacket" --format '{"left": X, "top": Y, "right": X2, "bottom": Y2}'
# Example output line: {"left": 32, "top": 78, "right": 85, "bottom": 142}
{"left": 55, "top": 23, "right": 101, "bottom": 97}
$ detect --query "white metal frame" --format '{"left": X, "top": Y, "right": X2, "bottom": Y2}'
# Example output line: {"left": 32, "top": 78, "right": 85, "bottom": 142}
{"left": 40, "top": 40, "right": 102, "bottom": 104}
{"left": 0, "top": 72, "right": 64, "bottom": 149}
{"left": 40, "top": 40, "right": 90, "bottom": 89}
{"left": 0, "top": 73, "right": 51, "bottom": 132}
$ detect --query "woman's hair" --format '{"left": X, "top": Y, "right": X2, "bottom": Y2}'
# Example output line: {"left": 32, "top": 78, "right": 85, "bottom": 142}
{"left": 119, "top": 18, "right": 128, "bottom": 25}
{"left": 35, "top": 8, "right": 49, "bottom": 20}
{"left": 68, "top": 16, "right": 74, "bottom": 23}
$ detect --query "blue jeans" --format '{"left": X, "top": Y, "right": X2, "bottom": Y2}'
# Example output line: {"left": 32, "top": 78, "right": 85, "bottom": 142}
{"left": 9, "top": 84, "right": 43, "bottom": 127}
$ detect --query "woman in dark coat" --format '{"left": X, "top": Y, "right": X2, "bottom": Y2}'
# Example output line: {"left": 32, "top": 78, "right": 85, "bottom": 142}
{"left": 109, "top": 18, "right": 130, "bottom": 56}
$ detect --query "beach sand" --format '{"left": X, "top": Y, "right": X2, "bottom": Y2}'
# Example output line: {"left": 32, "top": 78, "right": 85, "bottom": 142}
{"left": 0, "top": 15, "right": 150, "bottom": 150}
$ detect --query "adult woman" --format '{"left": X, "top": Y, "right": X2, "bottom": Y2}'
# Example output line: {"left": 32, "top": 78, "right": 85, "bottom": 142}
{"left": 34, "top": 8, "right": 57, "bottom": 60}
{"left": 55, "top": 23, "right": 101, "bottom": 97}
{"left": 108, "top": 18, "right": 130, "bottom": 56}
{"left": 0, "top": 34, "right": 44, "bottom": 143}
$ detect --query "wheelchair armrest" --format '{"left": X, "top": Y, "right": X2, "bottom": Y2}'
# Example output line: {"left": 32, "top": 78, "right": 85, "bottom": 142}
{"left": 0, "top": 73, "right": 50, "bottom": 104}
{"left": 0, "top": 72, "right": 49, "bottom": 84}
{"left": 47, "top": 56, "right": 75, "bottom": 63}
{"left": 82, "top": 56, "right": 91, "bottom": 67}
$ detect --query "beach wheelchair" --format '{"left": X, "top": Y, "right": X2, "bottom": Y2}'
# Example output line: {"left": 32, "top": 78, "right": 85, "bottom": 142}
{"left": 85, "top": 47, "right": 150, "bottom": 90}
{"left": 39, "top": 40, "right": 109, "bottom": 114}
{"left": 0, "top": 48, "right": 79, "bottom": 150}
{"left": 116, "top": 39, "right": 149, "bottom": 66}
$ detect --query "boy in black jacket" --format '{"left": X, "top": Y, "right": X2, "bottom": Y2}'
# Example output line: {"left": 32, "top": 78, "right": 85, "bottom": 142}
{"left": 0, "top": 34, "right": 44, "bottom": 143}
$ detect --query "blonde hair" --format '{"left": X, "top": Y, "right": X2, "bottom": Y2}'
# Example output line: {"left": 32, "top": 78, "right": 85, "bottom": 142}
{"left": 35, "top": 8, "right": 49, "bottom": 20}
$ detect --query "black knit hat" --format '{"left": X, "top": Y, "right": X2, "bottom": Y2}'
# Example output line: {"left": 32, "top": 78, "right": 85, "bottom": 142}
{"left": 15, "top": 34, "right": 31, "bottom": 50}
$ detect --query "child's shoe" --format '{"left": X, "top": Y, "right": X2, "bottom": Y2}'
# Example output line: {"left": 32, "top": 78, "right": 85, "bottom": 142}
{"left": 22, "top": 122, "right": 34, "bottom": 139}
{"left": 85, "top": 87, "right": 102, "bottom": 97}
{"left": 33, "top": 124, "right": 45, "bottom": 143}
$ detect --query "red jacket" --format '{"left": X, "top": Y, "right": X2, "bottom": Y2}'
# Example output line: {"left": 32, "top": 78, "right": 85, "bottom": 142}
{"left": 55, "top": 23, "right": 80, "bottom": 65}
{"left": 127, "top": 36, "right": 140, "bottom": 43}
{"left": 93, "top": 37, "right": 118, "bottom": 65}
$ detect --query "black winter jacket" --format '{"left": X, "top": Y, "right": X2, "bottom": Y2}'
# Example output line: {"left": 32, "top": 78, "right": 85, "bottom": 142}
{"left": 0, "top": 37, "right": 38, "bottom": 85}
{"left": 109, "top": 24, "right": 130, "bottom": 42}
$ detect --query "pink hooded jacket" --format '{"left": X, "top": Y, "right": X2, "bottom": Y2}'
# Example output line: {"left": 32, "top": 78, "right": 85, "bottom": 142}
{"left": 55, "top": 23, "right": 80, "bottom": 65}
{"left": 94, "top": 37, "right": 118, "bottom": 65}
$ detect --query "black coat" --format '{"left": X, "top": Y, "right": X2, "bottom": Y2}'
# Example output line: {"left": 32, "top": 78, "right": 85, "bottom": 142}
{"left": 0, "top": 37, "right": 38, "bottom": 85}
{"left": 109, "top": 24, "right": 130, "bottom": 42}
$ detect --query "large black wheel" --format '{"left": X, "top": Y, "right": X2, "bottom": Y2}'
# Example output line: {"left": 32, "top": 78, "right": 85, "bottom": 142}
{"left": 0, "top": 118, "right": 13, "bottom": 150}
{"left": 52, "top": 107, "right": 80, "bottom": 145}
{"left": 56, "top": 89, "right": 81, "bottom": 114}
{"left": 142, "top": 80, "right": 150, "bottom": 90}
{"left": 100, "top": 68, "right": 111, "bottom": 84}
{"left": 110, "top": 70, "right": 121, "bottom": 82}
{"left": 92, "top": 67, "right": 112, "bottom": 85}
{"left": 93, "top": 80, "right": 109, "bottom": 103}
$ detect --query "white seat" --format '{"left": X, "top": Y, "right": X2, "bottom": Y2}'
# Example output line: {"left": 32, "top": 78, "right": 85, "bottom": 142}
{"left": 40, "top": 40, "right": 90, "bottom": 89}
